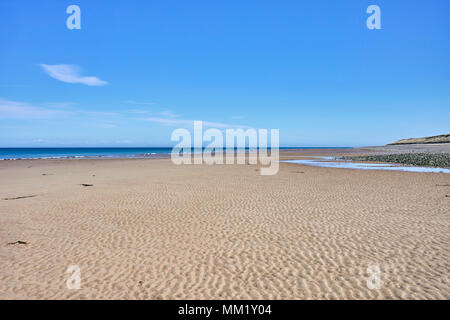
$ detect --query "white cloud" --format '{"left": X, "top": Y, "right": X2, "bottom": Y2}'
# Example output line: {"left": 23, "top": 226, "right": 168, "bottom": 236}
{"left": 40, "top": 64, "right": 108, "bottom": 86}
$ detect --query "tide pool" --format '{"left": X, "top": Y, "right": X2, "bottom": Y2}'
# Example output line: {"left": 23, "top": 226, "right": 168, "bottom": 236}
{"left": 283, "top": 157, "right": 450, "bottom": 173}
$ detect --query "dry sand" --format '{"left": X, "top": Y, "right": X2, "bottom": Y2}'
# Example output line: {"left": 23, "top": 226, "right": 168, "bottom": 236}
{"left": 0, "top": 150, "right": 449, "bottom": 299}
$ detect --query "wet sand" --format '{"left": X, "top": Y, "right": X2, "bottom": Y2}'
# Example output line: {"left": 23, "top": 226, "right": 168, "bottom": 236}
{"left": 0, "top": 149, "right": 449, "bottom": 299}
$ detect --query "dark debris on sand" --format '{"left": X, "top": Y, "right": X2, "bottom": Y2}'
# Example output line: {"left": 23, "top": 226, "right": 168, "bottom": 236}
{"left": 7, "top": 241, "right": 28, "bottom": 245}
{"left": 2, "top": 195, "right": 38, "bottom": 200}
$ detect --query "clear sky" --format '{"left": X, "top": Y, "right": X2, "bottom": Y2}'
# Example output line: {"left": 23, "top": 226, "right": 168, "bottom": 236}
{"left": 0, "top": 0, "right": 449, "bottom": 147}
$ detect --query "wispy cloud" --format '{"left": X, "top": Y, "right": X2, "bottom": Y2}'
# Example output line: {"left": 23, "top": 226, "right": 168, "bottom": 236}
{"left": 42, "top": 102, "right": 77, "bottom": 109}
{"left": 123, "top": 100, "right": 155, "bottom": 105}
{"left": 159, "top": 110, "right": 180, "bottom": 118}
{"left": 127, "top": 109, "right": 181, "bottom": 118}
{"left": 0, "top": 98, "right": 63, "bottom": 119}
{"left": 1, "top": 98, "right": 252, "bottom": 131}
{"left": 82, "top": 111, "right": 120, "bottom": 117}
{"left": 0, "top": 98, "right": 116, "bottom": 120}
{"left": 116, "top": 139, "right": 132, "bottom": 144}
{"left": 99, "top": 122, "right": 117, "bottom": 129}
{"left": 33, "top": 138, "right": 48, "bottom": 143}
{"left": 128, "top": 109, "right": 152, "bottom": 115}
{"left": 40, "top": 64, "right": 108, "bottom": 86}
{"left": 138, "top": 117, "right": 252, "bottom": 129}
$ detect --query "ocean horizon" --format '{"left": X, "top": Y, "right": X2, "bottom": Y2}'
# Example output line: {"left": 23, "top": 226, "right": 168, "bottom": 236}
{"left": 0, "top": 147, "right": 351, "bottom": 160}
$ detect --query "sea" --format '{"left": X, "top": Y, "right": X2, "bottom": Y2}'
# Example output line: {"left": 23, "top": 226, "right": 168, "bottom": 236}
{"left": 0, "top": 147, "right": 348, "bottom": 160}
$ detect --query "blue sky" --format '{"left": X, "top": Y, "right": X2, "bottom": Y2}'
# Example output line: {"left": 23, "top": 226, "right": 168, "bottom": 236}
{"left": 0, "top": 0, "right": 449, "bottom": 147}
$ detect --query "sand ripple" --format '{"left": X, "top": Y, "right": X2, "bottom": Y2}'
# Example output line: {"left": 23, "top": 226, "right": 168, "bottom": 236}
{"left": 0, "top": 158, "right": 449, "bottom": 299}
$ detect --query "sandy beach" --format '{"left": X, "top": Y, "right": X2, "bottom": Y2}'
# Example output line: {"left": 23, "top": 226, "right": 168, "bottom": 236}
{"left": 0, "top": 149, "right": 449, "bottom": 299}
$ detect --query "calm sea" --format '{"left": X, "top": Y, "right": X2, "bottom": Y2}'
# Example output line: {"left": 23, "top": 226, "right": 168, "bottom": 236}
{"left": 0, "top": 147, "right": 350, "bottom": 160}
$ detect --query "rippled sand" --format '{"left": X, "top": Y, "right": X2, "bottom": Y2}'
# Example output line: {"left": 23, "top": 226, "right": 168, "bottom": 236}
{"left": 0, "top": 152, "right": 449, "bottom": 299}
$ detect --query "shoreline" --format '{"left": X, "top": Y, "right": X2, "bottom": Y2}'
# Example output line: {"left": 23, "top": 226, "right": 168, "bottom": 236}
{"left": 0, "top": 147, "right": 352, "bottom": 161}
{"left": 1, "top": 146, "right": 449, "bottom": 173}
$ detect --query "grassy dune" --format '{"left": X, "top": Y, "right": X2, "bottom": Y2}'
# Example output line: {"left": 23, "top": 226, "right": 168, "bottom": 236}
{"left": 389, "top": 134, "right": 450, "bottom": 145}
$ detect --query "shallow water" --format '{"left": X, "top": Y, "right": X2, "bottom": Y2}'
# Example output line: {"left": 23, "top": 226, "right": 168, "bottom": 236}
{"left": 0, "top": 147, "right": 349, "bottom": 160}
{"left": 283, "top": 158, "right": 450, "bottom": 173}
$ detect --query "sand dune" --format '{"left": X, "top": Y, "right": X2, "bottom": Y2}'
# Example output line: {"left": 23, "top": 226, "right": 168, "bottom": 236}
{"left": 0, "top": 153, "right": 449, "bottom": 299}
